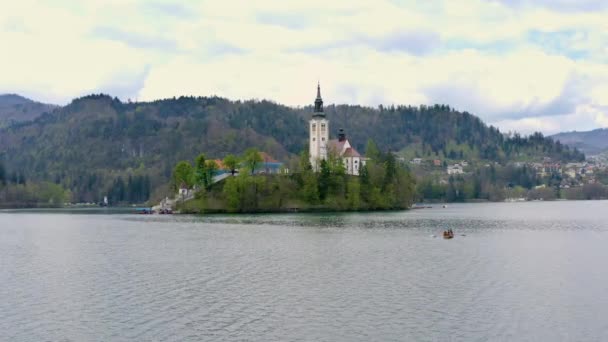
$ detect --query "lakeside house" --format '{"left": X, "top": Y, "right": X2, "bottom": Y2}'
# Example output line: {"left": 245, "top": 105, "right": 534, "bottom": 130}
{"left": 565, "top": 169, "right": 577, "bottom": 179}
{"left": 212, "top": 159, "right": 230, "bottom": 175}
{"left": 253, "top": 152, "right": 286, "bottom": 174}
{"left": 447, "top": 163, "right": 464, "bottom": 175}
{"left": 178, "top": 182, "right": 195, "bottom": 199}
{"left": 208, "top": 153, "right": 287, "bottom": 176}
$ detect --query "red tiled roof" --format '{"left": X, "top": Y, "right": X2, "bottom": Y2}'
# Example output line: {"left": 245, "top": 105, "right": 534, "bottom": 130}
{"left": 213, "top": 159, "right": 226, "bottom": 170}
{"left": 259, "top": 152, "right": 279, "bottom": 163}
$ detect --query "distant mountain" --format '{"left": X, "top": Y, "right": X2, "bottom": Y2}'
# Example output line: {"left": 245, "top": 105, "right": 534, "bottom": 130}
{"left": 0, "top": 94, "right": 58, "bottom": 126}
{"left": 0, "top": 93, "right": 584, "bottom": 203}
{"left": 551, "top": 128, "right": 608, "bottom": 156}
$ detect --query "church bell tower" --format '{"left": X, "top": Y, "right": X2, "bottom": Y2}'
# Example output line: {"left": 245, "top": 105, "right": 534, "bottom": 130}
{"left": 309, "top": 83, "right": 329, "bottom": 170}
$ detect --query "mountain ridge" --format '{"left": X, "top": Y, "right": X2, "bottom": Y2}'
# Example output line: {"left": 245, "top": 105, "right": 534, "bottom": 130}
{"left": 551, "top": 128, "right": 608, "bottom": 155}
{"left": 0, "top": 93, "right": 585, "bottom": 203}
{"left": 0, "top": 94, "right": 58, "bottom": 126}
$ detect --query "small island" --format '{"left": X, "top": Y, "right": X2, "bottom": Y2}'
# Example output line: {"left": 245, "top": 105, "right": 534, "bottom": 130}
{"left": 168, "top": 144, "right": 414, "bottom": 214}
{"left": 165, "top": 84, "right": 414, "bottom": 214}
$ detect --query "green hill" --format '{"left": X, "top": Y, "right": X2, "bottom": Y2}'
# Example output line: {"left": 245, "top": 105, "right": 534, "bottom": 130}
{"left": 0, "top": 94, "right": 584, "bottom": 203}
{"left": 0, "top": 94, "right": 58, "bottom": 127}
{"left": 551, "top": 128, "right": 608, "bottom": 155}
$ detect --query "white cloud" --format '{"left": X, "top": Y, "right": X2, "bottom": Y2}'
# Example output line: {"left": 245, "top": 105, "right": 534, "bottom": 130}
{"left": 494, "top": 102, "right": 608, "bottom": 135}
{"left": 1, "top": 0, "right": 607, "bottom": 134}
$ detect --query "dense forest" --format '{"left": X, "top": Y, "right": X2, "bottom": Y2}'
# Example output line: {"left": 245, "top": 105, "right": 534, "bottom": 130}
{"left": 0, "top": 94, "right": 58, "bottom": 128}
{"left": 0, "top": 94, "right": 584, "bottom": 206}
{"left": 0, "top": 161, "right": 69, "bottom": 208}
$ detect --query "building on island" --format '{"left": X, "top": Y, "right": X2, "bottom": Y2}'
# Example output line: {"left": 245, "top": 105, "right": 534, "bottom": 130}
{"left": 253, "top": 152, "right": 286, "bottom": 174}
{"left": 308, "top": 83, "right": 365, "bottom": 175}
{"left": 212, "top": 159, "right": 229, "bottom": 175}
{"left": 211, "top": 153, "right": 286, "bottom": 175}
{"left": 309, "top": 83, "right": 329, "bottom": 170}
{"left": 327, "top": 129, "right": 364, "bottom": 175}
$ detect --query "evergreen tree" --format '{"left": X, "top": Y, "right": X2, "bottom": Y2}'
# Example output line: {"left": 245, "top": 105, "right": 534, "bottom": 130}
{"left": 383, "top": 153, "right": 397, "bottom": 190}
{"left": 301, "top": 172, "right": 319, "bottom": 203}
{"left": 318, "top": 159, "right": 331, "bottom": 200}
{"left": 0, "top": 162, "right": 6, "bottom": 186}
{"left": 359, "top": 163, "right": 370, "bottom": 203}
{"left": 194, "top": 154, "right": 207, "bottom": 186}
{"left": 205, "top": 160, "right": 218, "bottom": 185}
{"left": 299, "top": 150, "right": 312, "bottom": 172}
{"left": 365, "top": 139, "right": 381, "bottom": 161}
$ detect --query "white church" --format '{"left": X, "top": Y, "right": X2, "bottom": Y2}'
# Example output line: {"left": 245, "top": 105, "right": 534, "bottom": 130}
{"left": 309, "top": 83, "right": 365, "bottom": 175}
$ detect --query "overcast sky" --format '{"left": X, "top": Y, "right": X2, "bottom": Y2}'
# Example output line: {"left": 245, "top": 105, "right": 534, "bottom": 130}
{"left": 2, "top": 0, "right": 607, "bottom": 135}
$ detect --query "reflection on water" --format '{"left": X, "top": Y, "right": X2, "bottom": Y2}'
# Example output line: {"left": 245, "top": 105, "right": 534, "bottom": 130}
{"left": 1, "top": 201, "right": 607, "bottom": 341}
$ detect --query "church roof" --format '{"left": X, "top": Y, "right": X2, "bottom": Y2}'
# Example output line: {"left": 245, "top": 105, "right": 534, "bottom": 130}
{"left": 343, "top": 147, "right": 361, "bottom": 158}
{"left": 327, "top": 139, "right": 346, "bottom": 154}
{"left": 327, "top": 139, "right": 363, "bottom": 158}
{"left": 313, "top": 82, "right": 325, "bottom": 117}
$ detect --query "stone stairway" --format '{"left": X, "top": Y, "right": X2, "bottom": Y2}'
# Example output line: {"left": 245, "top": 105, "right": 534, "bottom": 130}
{"left": 152, "top": 173, "right": 233, "bottom": 212}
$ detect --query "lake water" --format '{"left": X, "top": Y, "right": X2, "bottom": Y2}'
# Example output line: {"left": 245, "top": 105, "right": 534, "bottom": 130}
{"left": 1, "top": 201, "right": 608, "bottom": 341}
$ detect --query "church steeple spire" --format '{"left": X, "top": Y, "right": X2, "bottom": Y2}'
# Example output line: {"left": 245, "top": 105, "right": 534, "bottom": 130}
{"left": 313, "top": 82, "right": 324, "bottom": 116}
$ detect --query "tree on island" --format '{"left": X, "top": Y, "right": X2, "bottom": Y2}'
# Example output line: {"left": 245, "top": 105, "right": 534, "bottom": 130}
{"left": 365, "top": 139, "right": 381, "bottom": 161}
{"left": 244, "top": 148, "right": 263, "bottom": 175}
{"left": 0, "top": 161, "right": 6, "bottom": 186}
{"left": 299, "top": 149, "right": 312, "bottom": 172}
{"left": 194, "top": 154, "right": 208, "bottom": 187}
{"left": 204, "top": 160, "right": 218, "bottom": 184}
{"left": 223, "top": 154, "right": 239, "bottom": 176}
{"left": 172, "top": 161, "right": 194, "bottom": 190}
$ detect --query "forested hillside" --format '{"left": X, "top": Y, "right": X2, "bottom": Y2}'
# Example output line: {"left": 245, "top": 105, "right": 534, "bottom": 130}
{"left": 0, "top": 94, "right": 584, "bottom": 204}
{"left": 551, "top": 128, "right": 608, "bottom": 155}
{"left": 0, "top": 94, "right": 58, "bottom": 127}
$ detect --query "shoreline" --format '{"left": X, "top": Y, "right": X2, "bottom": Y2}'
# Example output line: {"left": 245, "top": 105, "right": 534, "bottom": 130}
{"left": 2, "top": 198, "right": 607, "bottom": 212}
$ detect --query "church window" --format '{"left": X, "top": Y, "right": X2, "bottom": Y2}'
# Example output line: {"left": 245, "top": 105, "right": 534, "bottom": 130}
{"left": 321, "top": 124, "right": 326, "bottom": 131}
{"left": 312, "top": 124, "right": 316, "bottom": 131}
{"left": 312, "top": 138, "right": 316, "bottom": 141}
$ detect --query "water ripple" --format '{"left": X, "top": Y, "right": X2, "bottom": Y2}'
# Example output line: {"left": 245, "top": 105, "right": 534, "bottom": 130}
{"left": 1, "top": 202, "right": 608, "bottom": 341}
